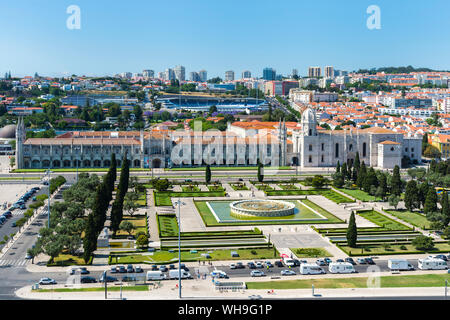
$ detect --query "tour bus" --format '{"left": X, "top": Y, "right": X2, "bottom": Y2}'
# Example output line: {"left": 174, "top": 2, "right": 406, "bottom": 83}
{"left": 300, "top": 263, "right": 326, "bottom": 275}
{"left": 146, "top": 271, "right": 167, "bottom": 281}
{"left": 328, "top": 262, "right": 356, "bottom": 274}
{"left": 169, "top": 269, "right": 192, "bottom": 280}
{"left": 418, "top": 258, "right": 448, "bottom": 270}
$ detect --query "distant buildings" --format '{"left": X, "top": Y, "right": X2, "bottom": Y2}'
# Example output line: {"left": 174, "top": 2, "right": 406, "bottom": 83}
{"left": 289, "top": 89, "right": 338, "bottom": 103}
{"left": 189, "top": 72, "right": 200, "bottom": 82}
{"left": 292, "top": 69, "right": 298, "bottom": 78}
{"left": 174, "top": 65, "right": 185, "bottom": 82}
{"left": 143, "top": 70, "right": 154, "bottom": 78}
{"left": 264, "top": 81, "right": 299, "bottom": 96}
{"left": 225, "top": 70, "right": 235, "bottom": 81}
{"left": 324, "top": 66, "right": 334, "bottom": 79}
{"left": 198, "top": 70, "right": 207, "bottom": 82}
{"left": 241, "top": 70, "right": 252, "bottom": 79}
{"left": 308, "top": 67, "right": 321, "bottom": 78}
{"left": 263, "top": 68, "right": 276, "bottom": 81}
{"left": 164, "top": 68, "right": 175, "bottom": 81}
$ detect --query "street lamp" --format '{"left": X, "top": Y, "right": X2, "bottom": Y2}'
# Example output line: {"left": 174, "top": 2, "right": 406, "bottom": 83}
{"left": 45, "top": 169, "right": 53, "bottom": 228}
{"left": 173, "top": 198, "right": 185, "bottom": 299}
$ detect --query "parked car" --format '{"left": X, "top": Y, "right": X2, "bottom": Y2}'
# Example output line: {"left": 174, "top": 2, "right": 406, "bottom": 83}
{"left": 80, "top": 276, "right": 97, "bottom": 283}
{"left": 151, "top": 265, "right": 158, "bottom": 271}
{"left": 99, "top": 275, "right": 118, "bottom": 283}
{"left": 180, "top": 264, "right": 189, "bottom": 271}
{"left": 250, "top": 270, "right": 265, "bottom": 277}
{"left": 110, "top": 266, "right": 118, "bottom": 273}
{"left": 39, "top": 278, "right": 56, "bottom": 285}
{"left": 169, "top": 264, "right": 175, "bottom": 270}
{"left": 292, "top": 259, "right": 300, "bottom": 267}
{"left": 211, "top": 270, "right": 228, "bottom": 278}
{"left": 80, "top": 267, "right": 89, "bottom": 275}
{"left": 275, "top": 260, "right": 284, "bottom": 267}
{"left": 255, "top": 262, "right": 263, "bottom": 268}
{"left": 236, "top": 262, "right": 245, "bottom": 269}
{"left": 247, "top": 262, "right": 256, "bottom": 269}
{"left": 135, "top": 266, "right": 143, "bottom": 273}
{"left": 345, "top": 258, "right": 356, "bottom": 265}
{"left": 264, "top": 261, "right": 273, "bottom": 268}
{"left": 159, "top": 265, "right": 168, "bottom": 272}
{"left": 299, "top": 260, "right": 308, "bottom": 264}
{"left": 118, "top": 266, "right": 127, "bottom": 273}
{"left": 126, "top": 265, "right": 135, "bottom": 273}
{"left": 122, "top": 276, "right": 137, "bottom": 282}
{"left": 431, "top": 255, "right": 448, "bottom": 261}
{"left": 281, "top": 269, "right": 296, "bottom": 276}
{"left": 365, "top": 257, "right": 375, "bottom": 265}
{"left": 324, "top": 258, "right": 333, "bottom": 265}
{"left": 336, "top": 259, "right": 345, "bottom": 263}
{"left": 3, "top": 211, "right": 12, "bottom": 218}
{"left": 316, "top": 259, "right": 326, "bottom": 266}
{"left": 357, "top": 258, "right": 367, "bottom": 264}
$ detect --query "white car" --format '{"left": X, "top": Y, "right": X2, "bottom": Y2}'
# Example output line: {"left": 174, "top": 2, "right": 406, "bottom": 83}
{"left": 230, "top": 263, "right": 236, "bottom": 269}
{"left": 250, "top": 270, "right": 265, "bottom": 277}
{"left": 39, "top": 278, "right": 56, "bottom": 285}
{"left": 211, "top": 270, "right": 228, "bottom": 278}
{"left": 281, "top": 269, "right": 296, "bottom": 276}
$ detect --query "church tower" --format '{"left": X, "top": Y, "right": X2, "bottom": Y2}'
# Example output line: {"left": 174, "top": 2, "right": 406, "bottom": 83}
{"left": 301, "top": 107, "right": 317, "bottom": 136}
{"left": 15, "top": 116, "right": 25, "bottom": 169}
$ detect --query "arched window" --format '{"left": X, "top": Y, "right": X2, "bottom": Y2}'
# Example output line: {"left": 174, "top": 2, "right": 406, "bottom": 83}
{"left": 349, "top": 144, "right": 353, "bottom": 151}
{"left": 335, "top": 143, "right": 339, "bottom": 158}
{"left": 309, "top": 129, "right": 312, "bottom": 136}
{"left": 363, "top": 142, "right": 367, "bottom": 157}
{"left": 308, "top": 155, "right": 312, "bottom": 163}
{"left": 309, "top": 144, "right": 312, "bottom": 151}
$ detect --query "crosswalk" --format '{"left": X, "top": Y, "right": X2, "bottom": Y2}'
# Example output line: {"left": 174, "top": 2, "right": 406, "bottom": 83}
{"left": 0, "top": 259, "right": 30, "bottom": 267}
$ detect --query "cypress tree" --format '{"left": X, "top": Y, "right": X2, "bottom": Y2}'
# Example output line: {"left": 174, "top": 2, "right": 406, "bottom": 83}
{"left": 110, "top": 200, "right": 123, "bottom": 234}
{"left": 356, "top": 162, "right": 367, "bottom": 189}
{"left": 378, "top": 173, "right": 387, "bottom": 201}
{"left": 429, "top": 159, "right": 436, "bottom": 173}
{"left": 418, "top": 183, "right": 429, "bottom": 209}
{"left": 404, "top": 180, "right": 418, "bottom": 212}
{"left": 346, "top": 211, "right": 357, "bottom": 248}
{"left": 354, "top": 152, "right": 360, "bottom": 172}
{"left": 341, "top": 163, "right": 348, "bottom": 182}
{"left": 118, "top": 152, "right": 130, "bottom": 201}
{"left": 441, "top": 191, "right": 450, "bottom": 226}
{"left": 83, "top": 213, "right": 98, "bottom": 263}
{"left": 424, "top": 188, "right": 438, "bottom": 215}
{"left": 111, "top": 153, "right": 117, "bottom": 182}
{"left": 205, "top": 165, "right": 211, "bottom": 184}
{"left": 391, "top": 165, "right": 402, "bottom": 196}
{"left": 257, "top": 161, "right": 264, "bottom": 183}
{"left": 352, "top": 166, "right": 358, "bottom": 183}
{"left": 363, "top": 167, "right": 378, "bottom": 193}
{"left": 336, "top": 161, "right": 340, "bottom": 173}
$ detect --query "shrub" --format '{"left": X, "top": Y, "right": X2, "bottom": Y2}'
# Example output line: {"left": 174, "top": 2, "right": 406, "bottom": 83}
{"left": 251, "top": 250, "right": 257, "bottom": 255}
{"left": 400, "top": 245, "right": 407, "bottom": 250}
{"left": 412, "top": 235, "right": 435, "bottom": 251}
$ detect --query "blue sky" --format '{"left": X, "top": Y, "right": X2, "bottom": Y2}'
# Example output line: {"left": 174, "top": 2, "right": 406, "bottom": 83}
{"left": 1, "top": 0, "right": 450, "bottom": 78}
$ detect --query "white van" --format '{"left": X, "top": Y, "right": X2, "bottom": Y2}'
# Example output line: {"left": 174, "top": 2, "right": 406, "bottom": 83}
{"left": 418, "top": 258, "right": 448, "bottom": 270}
{"left": 169, "top": 269, "right": 192, "bottom": 280}
{"left": 328, "top": 262, "right": 356, "bottom": 274}
{"left": 300, "top": 263, "right": 325, "bottom": 275}
{"left": 146, "top": 271, "right": 167, "bottom": 281}
{"left": 388, "top": 259, "right": 414, "bottom": 271}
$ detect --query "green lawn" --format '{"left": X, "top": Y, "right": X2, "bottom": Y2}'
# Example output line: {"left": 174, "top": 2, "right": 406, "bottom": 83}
{"left": 385, "top": 209, "right": 432, "bottom": 230}
{"left": 337, "top": 242, "right": 450, "bottom": 256}
{"left": 115, "top": 215, "right": 147, "bottom": 237}
{"left": 279, "top": 184, "right": 299, "bottom": 190}
{"left": 48, "top": 254, "right": 92, "bottom": 266}
{"left": 246, "top": 274, "right": 450, "bottom": 290}
{"left": 230, "top": 183, "right": 249, "bottom": 191}
{"left": 157, "top": 214, "right": 179, "bottom": 237}
{"left": 167, "top": 166, "right": 291, "bottom": 171}
{"left": 265, "top": 189, "right": 354, "bottom": 204}
{"left": 291, "top": 247, "right": 333, "bottom": 258}
{"left": 154, "top": 191, "right": 226, "bottom": 206}
{"left": 357, "top": 210, "right": 411, "bottom": 230}
{"left": 337, "top": 188, "right": 375, "bottom": 202}
{"left": 181, "top": 185, "right": 201, "bottom": 192}
{"left": 207, "top": 185, "right": 225, "bottom": 192}
{"left": 110, "top": 247, "right": 278, "bottom": 264}
{"left": 300, "top": 199, "right": 344, "bottom": 223}
{"left": 136, "top": 192, "right": 147, "bottom": 206}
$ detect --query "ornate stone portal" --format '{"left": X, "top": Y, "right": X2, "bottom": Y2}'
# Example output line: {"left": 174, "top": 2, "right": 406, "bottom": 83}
{"left": 230, "top": 199, "right": 295, "bottom": 218}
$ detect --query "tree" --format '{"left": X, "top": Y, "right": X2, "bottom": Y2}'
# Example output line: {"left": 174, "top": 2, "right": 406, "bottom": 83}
{"left": 205, "top": 165, "right": 211, "bottom": 184}
{"left": 354, "top": 152, "right": 360, "bottom": 172}
{"left": 341, "top": 163, "right": 348, "bottom": 182}
{"left": 83, "top": 213, "right": 98, "bottom": 263}
{"left": 390, "top": 165, "right": 402, "bottom": 196}
{"left": 257, "top": 161, "right": 264, "bottom": 183}
{"left": 119, "top": 220, "right": 135, "bottom": 236}
{"left": 346, "top": 211, "right": 357, "bottom": 248}
{"left": 404, "top": 180, "right": 419, "bottom": 212}
{"left": 123, "top": 192, "right": 139, "bottom": 216}
{"left": 336, "top": 161, "right": 341, "bottom": 173}
{"left": 388, "top": 194, "right": 400, "bottom": 210}
{"left": 440, "top": 191, "right": 450, "bottom": 227}
{"left": 311, "top": 175, "right": 326, "bottom": 188}
{"left": 356, "top": 162, "right": 367, "bottom": 189}
{"left": 363, "top": 167, "right": 378, "bottom": 193}
{"left": 110, "top": 200, "right": 123, "bottom": 234}
{"left": 418, "top": 183, "right": 430, "bottom": 209}
{"left": 154, "top": 178, "right": 170, "bottom": 192}
{"left": 411, "top": 235, "right": 435, "bottom": 251}
{"left": 377, "top": 173, "right": 387, "bottom": 201}
{"left": 332, "top": 172, "right": 344, "bottom": 188}
{"left": 423, "top": 145, "right": 441, "bottom": 158}
{"left": 424, "top": 188, "right": 438, "bottom": 215}
{"left": 110, "top": 153, "right": 117, "bottom": 182}
{"left": 117, "top": 153, "right": 130, "bottom": 201}
{"left": 136, "top": 234, "right": 149, "bottom": 248}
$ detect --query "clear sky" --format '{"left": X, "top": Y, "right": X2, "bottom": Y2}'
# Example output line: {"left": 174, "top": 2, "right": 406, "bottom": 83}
{"left": 1, "top": 0, "right": 450, "bottom": 78}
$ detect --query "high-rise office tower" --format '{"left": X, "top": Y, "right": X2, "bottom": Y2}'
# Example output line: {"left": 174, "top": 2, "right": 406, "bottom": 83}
{"left": 308, "top": 67, "right": 321, "bottom": 78}
{"left": 292, "top": 69, "right": 298, "bottom": 78}
{"left": 174, "top": 65, "right": 185, "bottom": 82}
{"left": 324, "top": 66, "right": 334, "bottom": 78}
{"left": 198, "top": 70, "right": 207, "bottom": 82}
{"left": 241, "top": 70, "right": 252, "bottom": 79}
{"left": 225, "top": 70, "right": 235, "bottom": 81}
{"left": 263, "top": 67, "right": 276, "bottom": 80}
{"left": 164, "top": 68, "right": 175, "bottom": 81}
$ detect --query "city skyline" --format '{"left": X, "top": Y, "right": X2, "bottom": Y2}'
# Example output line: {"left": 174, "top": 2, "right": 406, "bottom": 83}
{"left": 1, "top": 0, "right": 450, "bottom": 78}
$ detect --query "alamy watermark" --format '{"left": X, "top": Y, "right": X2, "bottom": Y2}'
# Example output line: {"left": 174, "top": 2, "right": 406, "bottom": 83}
{"left": 66, "top": 5, "right": 81, "bottom": 30}
{"left": 366, "top": 5, "right": 381, "bottom": 30}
